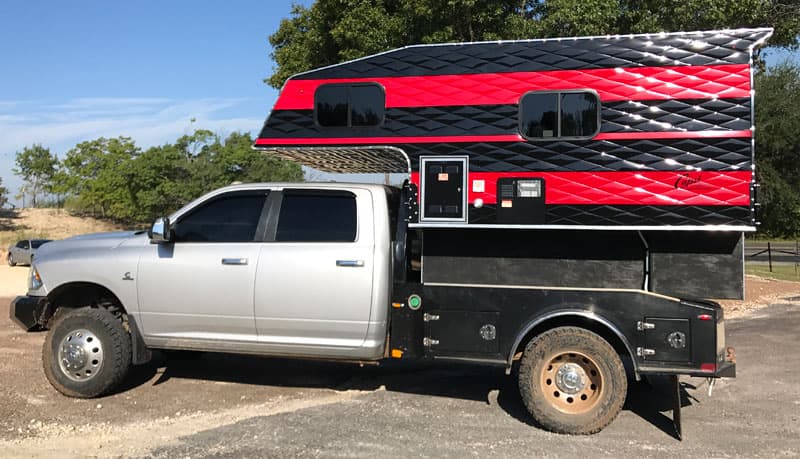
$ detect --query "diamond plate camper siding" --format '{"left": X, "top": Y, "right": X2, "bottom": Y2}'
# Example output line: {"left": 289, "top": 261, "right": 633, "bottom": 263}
{"left": 255, "top": 29, "right": 771, "bottom": 229}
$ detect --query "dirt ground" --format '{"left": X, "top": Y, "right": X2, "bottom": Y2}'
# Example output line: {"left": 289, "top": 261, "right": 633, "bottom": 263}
{"left": 0, "top": 208, "right": 125, "bottom": 247}
{"left": 0, "top": 266, "right": 798, "bottom": 457}
{"left": 718, "top": 275, "right": 800, "bottom": 318}
{"left": 0, "top": 265, "right": 28, "bottom": 297}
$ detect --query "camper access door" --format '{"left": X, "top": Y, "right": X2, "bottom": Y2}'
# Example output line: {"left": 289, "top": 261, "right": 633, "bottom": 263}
{"left": 420, "top": 156, "right": 467, "bottom": 223}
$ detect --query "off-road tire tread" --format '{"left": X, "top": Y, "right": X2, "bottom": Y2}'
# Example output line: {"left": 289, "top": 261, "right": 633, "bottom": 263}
{"left": 43, "top": 307, "right": 132, "bottom": 398}
{"left": 518, "top": 326, "right": 627, "bottom": 435}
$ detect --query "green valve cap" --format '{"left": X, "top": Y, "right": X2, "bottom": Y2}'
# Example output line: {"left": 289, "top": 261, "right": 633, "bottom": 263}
{"left": 408, "top": 294, "right": 422, "bottom": 310}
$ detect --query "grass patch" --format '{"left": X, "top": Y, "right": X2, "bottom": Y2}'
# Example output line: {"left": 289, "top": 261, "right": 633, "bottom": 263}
{"left": 746, "top": 263, "right": 800, "bottom": 282}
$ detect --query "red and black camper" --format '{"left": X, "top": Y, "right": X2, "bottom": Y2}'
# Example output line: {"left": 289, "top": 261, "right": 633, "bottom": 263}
{"left": 256, "top": 28, "right": 770, "bottom": 229}
{"left": 256, "top": 28, "right": 772, "bottom": 300}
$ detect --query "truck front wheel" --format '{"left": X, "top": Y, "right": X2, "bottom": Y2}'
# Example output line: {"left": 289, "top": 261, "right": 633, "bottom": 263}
{"left": 518, "top": 326, "right": 627, "bottom": 434}
{"left": 43, "top": 307, "right": 132, "bottom": 398}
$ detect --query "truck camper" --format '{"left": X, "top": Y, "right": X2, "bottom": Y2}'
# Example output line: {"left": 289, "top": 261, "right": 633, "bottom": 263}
{"left": 12, "top": 28, "right": 772, "bottom": 437}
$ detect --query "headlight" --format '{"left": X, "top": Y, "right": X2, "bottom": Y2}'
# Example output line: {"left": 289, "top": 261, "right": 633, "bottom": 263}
{"left": 29, "top": 266, "right": 43, "bottom": 290}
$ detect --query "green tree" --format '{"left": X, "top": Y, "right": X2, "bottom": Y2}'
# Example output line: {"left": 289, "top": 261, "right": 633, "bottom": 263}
{"left": 125, "top": 142, "right": 193, "bottom": 222}
{"left": 0, "top": 177, "right": 8, "bottom": 208}
{"left": 56, "top": 137, "right": 140, "bottom": 219}
{"left": 267, "top": 0, "right": 800, "bottom": 88}
{"left": 121, "top": 130, "right": 303, "bottom": 223}
{"left": 193, "top": 131, "right": 304, "bottom": 189}
{"left": 754, "top": 62, "right": 800, "bottom": 237}
{"left": 13, "top": 144, "right": 58, "bottom": 208}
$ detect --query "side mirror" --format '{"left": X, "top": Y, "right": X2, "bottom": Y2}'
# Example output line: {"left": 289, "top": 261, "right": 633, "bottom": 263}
{"left": 149, "top": 217, "right": 171, "bottom": 243}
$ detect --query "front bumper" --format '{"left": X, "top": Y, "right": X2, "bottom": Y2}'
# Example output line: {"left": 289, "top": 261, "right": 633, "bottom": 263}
{"left": 9, "top": 295, "right": 48, "bottom": 331}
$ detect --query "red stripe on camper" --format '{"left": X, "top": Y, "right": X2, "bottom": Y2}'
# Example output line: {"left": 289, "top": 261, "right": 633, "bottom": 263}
{"left": 255, "top": 134, "right": 524, "bottom": 145}
{"left": 594, "top": 130, "right": 751, "bottom": 140}
{"left": 410, "top": 171, "right": 752, "bottom": 207}
{"left": 274, "top": 64, "right": 751, "bottom": 110}
{"left": 253, "top": 129, "right": 750, "bottom": 146}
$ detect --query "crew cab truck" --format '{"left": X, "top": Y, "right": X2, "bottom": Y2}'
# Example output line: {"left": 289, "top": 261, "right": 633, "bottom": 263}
{"left": 11, "top": 180, "right": 733, "bottom": 436}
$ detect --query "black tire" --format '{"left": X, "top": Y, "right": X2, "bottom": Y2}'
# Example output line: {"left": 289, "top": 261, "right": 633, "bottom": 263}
{"left": 43, "top": 307, "right": 132, "bottom": 398}
{"left": 7, "top": 253, "right": 15, "bottom": 267}
{"left": 518, "top": 326, "right": 627, "bottom": 434}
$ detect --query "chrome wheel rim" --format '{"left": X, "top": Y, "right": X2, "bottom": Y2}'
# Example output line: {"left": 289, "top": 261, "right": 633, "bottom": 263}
{"left": 58, "top": 328, "right": 104, "bottom": 382}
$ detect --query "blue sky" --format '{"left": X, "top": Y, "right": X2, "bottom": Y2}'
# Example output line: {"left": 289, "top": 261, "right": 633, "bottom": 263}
{"left": 0, "top": 2, "right": 797, "bottom": 203}
{"left": 0, "top": 1, "right": 312, "bottom": 200}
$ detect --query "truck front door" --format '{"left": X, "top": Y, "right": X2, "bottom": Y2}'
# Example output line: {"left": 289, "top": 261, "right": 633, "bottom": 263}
{"left": 254, "top": 188, "right": 375, "bottom": 352}
{"left": 137, "top": 191, "right": 269, "bottom": 342}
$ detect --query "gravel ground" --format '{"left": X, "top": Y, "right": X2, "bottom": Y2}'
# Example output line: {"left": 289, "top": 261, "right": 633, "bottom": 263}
{"left": 1, "top": 273, "right": 799, "bottom": 458}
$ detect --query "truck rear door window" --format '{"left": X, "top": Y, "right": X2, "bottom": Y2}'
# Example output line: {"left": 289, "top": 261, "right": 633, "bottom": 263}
{"left": 315, "top": 83, "right": 385, "bottom": 128}
{"left": 276, "top": 191, "right": 357, "bottom": 242}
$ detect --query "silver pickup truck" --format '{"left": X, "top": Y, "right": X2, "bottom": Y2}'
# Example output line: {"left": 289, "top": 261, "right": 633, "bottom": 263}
{"left": 10, "top": 181, "right": 735, "bottom": 435}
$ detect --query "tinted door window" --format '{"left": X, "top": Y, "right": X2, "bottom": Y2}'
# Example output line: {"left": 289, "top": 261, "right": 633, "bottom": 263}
{"left": 276, "top": 191, "right": 357, "bottom": 242}
{"left": 30, "top": 240, "right": 49, "bottom": 249}
{"left": 174, "top": 193, "right": 267, "bottom": 243}
{"left": 17, "top": 241, "right": 29, "bottom": 249}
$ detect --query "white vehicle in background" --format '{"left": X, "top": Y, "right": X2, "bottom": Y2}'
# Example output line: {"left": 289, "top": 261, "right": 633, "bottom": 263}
{"left": 7, "top": 239, "right": 51, "bottom": 266}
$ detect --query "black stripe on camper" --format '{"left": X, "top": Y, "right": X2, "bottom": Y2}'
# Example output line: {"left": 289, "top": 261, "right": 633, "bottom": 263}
{"left": 402, "top": 138, "right": 751, "bottom": 172}
{"left": 294, "top": 30, "right": 767, "bottom": 80}
{"left": 260, "top": 98, "right": 751, "bottom": 139}
{"left": 468, "top": 205, "right": 752, "bottom": 227}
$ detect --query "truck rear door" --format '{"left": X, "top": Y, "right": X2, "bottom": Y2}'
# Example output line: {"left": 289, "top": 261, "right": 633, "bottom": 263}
{"left": 253, "top": 188, "right": 375, "bottom": 351}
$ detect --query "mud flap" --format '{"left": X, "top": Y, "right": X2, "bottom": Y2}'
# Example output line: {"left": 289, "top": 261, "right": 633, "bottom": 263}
{"left": 127, "top": 316, "right": 152, "bottom": 365}
{"left": 672, "top": 375, "right": 682, "bottom": 441}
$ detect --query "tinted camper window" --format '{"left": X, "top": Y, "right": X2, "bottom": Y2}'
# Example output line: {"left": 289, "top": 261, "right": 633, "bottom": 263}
{"left": 315, "top": 85, "right": 349, "bottom": 127}
{"left": 561, "top": 93, "right": 598, "bottom": 137}
{"left": 315, "top": 84, "right": 385, "bottom": 128}
{"left": 520, "top": 91, "right": 599, "bottom": 139}
{"left": 519, "top": 93, "right": 558, "bottom": 138}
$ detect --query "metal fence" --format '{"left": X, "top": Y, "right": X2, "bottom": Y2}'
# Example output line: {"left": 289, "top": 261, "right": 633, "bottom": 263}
{"left": 746, "top": 241, "right": 800, "bottom": 273}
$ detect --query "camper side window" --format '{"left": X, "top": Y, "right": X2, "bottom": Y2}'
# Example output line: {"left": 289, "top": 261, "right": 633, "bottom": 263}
{"left": 315, "top": 83, "right": 385, "bottom": 128}
{"left": 519, "top": 90, "right": 599, "bottom": 140}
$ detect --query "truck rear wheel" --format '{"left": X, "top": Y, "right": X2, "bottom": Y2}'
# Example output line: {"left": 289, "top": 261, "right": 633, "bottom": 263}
{"left": 518, "top": 326, "right": 627, "bottom": 434}
{"left": 43, "top": 307, "right": 132, "bottom": 398}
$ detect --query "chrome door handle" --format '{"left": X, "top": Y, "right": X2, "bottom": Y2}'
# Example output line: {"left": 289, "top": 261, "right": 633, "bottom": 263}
{"left": 336, "top": 260, "right": 364, "bottom": 267}
{"left": 221, "top": 258, "right": 248, "bottom": 265}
